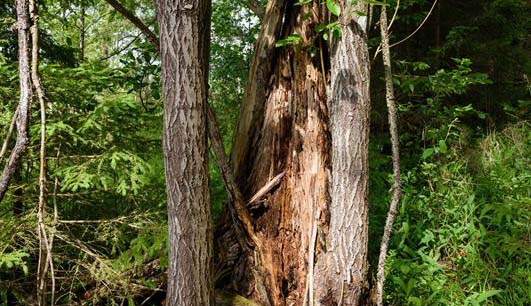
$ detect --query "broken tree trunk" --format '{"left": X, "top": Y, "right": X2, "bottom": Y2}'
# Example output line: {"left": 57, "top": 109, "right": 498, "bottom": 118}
{"left": 221, "top": 1, "right": 371, "bottom": 305}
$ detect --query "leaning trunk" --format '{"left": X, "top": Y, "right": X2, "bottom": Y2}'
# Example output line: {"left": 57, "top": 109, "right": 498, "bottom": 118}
{"left": 220, "top": 1, "right": 371, "bottom": 305}
{"left": 155, "top": 0, "right": 213, "bottom": 305}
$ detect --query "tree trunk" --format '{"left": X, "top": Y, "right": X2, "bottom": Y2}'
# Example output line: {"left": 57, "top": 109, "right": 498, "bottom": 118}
{"left": 314, "top": 1, "right": 371, "bottom": 305}
{"left": 221, "top": 1, "right": 371, "bottom": 305}
{"left": 0, "top": 0, "right": 32, "bottom": 203}
{"left": 155, "top": 0, "right": 213, "bottom": 305}
{"left": 79, "top": 5, "right": 85, "bottom": 62}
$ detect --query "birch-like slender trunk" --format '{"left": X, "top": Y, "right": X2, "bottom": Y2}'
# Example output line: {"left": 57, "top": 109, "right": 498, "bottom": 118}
{"left": 29, "top": 0, "right": 54, "bottom": 304}
{"left": 375, "top": 2, "right": 402, "bottom": 305}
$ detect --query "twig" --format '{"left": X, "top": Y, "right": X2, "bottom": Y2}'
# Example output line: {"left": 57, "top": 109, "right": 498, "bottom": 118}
{"left": 387, "top": 0, "right": 400, "bottom": 31}
{"left": 0, "top": 108, "right": 18, "bottom": 166}
{"left": 374, "top": 0, "right": 437, "bottom": 59}
{"left": 103, "top": 0, "right": 160, "bottom": 54}
{"left": 247, "top": 171, "right": 286, "bottom": 206}
{"left": 374, "top": 2, "right": 402, "bottom": 305}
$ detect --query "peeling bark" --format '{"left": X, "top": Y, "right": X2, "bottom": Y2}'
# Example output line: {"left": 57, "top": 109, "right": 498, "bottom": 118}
{"left": 224, "top": 1, "right": 371, "bottom": 305}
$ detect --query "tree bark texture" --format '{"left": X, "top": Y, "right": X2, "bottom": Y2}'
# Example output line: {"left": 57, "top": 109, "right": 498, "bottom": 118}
{"left": 313, "top": 1, "right": 371, "bottom": 305}
{"left": 0, "top": 0, "right": 32, "bottom": 203}
{"left": 221, "top": 1, "right": 370, "bottom": 305}
{"left": 155, "top": 0, "right": 213, "bottom": 305}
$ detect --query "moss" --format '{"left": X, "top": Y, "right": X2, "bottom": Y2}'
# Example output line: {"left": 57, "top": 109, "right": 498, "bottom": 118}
{"left": 215, "top": 291, "right": 261, "bottom": 306}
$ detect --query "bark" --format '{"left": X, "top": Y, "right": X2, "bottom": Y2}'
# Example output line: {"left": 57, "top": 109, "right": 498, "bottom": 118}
{"left": 374, "top": 3, "right": 402, "bottom": 305}
{"left": 313, "top": 1, "right": 371, "bottom": 305}
{"left": 155, "top": 0, "right": 213, "bottom": 305}
{"left": 0, "top": 0, "right": 32, "bottom": 203}
{"left": 105, "top": 0, "right": 160, "bottom": 54}
{"left": 245, "top": 0, "right": 265, "bottom": 19}
{"left": 223, "top": 1, "right": 371, "bottom": 305}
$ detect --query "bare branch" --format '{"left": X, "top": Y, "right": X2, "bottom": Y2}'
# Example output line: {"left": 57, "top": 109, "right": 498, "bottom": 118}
{"left": 246, "top": 0, "right": 265, "bottom": 19}
{"left": 104, "top": 0, "right": 160, "bottom": 54}
{"left": 207, "top": 104, "right": 261, "bottom": 249}
{"left": 374, "top": 2, "right": 402, "bottom": 305}
{"left": 0, "top": 108, "right": 18, "bottom": 166}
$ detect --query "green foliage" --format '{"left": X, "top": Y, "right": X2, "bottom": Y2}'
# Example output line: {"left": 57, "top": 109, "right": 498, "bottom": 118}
{"left": 0, "top": 250, "right": 29, "bottom": 275}
{"left": 385, "top": 123, "right": 530, "bottom": 305}
{"left": 0, "top": 0, "right": 529, "bottom": 304}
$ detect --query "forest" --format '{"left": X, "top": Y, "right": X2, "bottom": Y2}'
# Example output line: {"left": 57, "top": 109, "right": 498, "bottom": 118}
{"left": 0, "top": 0, "right": 529, "bottom": 305}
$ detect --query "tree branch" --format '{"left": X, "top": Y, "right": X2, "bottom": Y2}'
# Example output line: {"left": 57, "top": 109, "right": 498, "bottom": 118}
{"left": 246, "top": 0, "right": 265, "bottom": 19}
{"left": 207, "top": 104, "right": 261, "bottom": 250}
{"left": 374, "top": 2, "right": 402, "bottom": 305}
{"left": 104, "top": 0, "right": 160, "bottom": 54}
{"left": 0, "top": 108, "right": 18, "bottom": 167}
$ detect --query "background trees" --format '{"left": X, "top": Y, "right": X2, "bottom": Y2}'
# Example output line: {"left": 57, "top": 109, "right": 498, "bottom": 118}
{"left": 0, "top": 0, "right": 529, "bottom": 305}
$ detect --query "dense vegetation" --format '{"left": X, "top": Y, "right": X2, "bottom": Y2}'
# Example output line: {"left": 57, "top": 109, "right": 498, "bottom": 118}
{"left": 0, "top": 0, "right": 529, "bottom": 305}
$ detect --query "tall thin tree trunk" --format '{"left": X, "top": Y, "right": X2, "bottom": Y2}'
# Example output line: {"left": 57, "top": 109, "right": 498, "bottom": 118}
{"left": 30, "top": 0, "right": 53, "bottom": 304}
{"left": 155, "top": 1, "right": 213, "bottom": 305}
{"left": 374, "top": 2, "right": 402, "bottom": 305}
{"left": 0, "top": 0, "right": 32, "bottom": 203}
{"left": 79, "top": 5, "right": 85, "bottom": 62}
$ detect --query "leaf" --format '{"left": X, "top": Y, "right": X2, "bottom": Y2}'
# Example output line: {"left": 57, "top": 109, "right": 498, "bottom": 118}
{"left": 438, "top": 140, "right": 448, "bottom": 153}
{"left": 275, "top": 34, "right": 302, "bottom": 47}
{"left": 326, "top": 0, "right": 341, "bottom": 17}
{"left": 422, "top": 148, "right": 435, "bottom": 159}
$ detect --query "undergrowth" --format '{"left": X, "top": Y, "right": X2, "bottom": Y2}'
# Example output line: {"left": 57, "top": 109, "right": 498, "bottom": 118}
{"left": 385, "top": 122, "right": 530, "bottom": 305}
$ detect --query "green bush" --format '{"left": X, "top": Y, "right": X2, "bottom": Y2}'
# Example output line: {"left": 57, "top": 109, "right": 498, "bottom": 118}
{"left": 386, "top": 122, "right": 530, "bottom": 305}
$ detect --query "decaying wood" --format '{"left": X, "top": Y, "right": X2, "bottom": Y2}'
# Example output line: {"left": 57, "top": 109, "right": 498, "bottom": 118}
{"left": 0, "top": 0, "right": 32, "bottom": 202}
{"left": 230, "top": 0, "right": 286, "bottom": 182}
{"left": 246, "top": 171, "right": 285, "bottom": 207}
{"left": 227, "top": 2, "right": 334, "bottom": 305}
{"left": 374, "top": 2, "right": 402, "bottom": 305}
